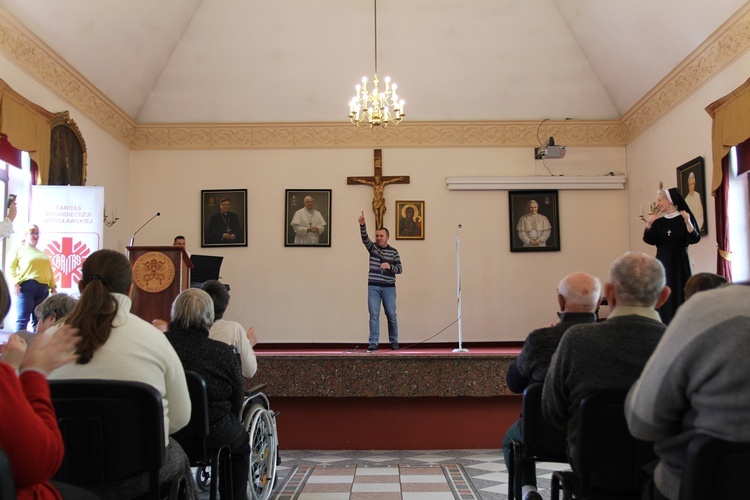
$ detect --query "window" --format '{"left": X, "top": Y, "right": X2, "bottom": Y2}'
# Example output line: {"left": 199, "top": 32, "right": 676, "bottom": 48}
{"left": 728, "top": 147, "right": 749, "bottom": 281}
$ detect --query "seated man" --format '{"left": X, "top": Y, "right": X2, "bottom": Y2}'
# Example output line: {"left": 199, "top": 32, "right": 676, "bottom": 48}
{"left": 503, "top": 272, "right": 601, "bottom": 500}
{"left": 625, "top": 283, "right": 749, "bottom": 500}
{"left": 201, "top": 279, "right": 258, "bottom": 378}
{"left": 542, "top": 252, "right": 670, "bottom": 479}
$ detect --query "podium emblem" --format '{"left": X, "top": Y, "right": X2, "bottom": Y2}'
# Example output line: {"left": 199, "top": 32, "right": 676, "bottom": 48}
{"left": 133, "top": 251, "right": 175, "bottom": 293}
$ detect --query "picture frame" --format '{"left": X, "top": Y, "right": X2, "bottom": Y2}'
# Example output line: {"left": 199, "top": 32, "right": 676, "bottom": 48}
{"left": 509, "top": 190, "right": 560, "bottom": 252}
{"left": 285, "top": 189, "right": 331, "bottom": 247}
{"left": 676, "top": 156, "right": 708, "bottom": 235}
{"left": 49, "top": 111, "right": 87, "bottom": 186}
{"left": 201, "top": 189, "right": 248, "bottom": 247}
{"left": 395, "top": 200, "right": 425, "bottom": 240}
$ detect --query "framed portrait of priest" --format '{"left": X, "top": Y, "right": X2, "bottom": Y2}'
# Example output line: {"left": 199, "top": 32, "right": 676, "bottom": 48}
{"left": 509, "top": 190, "right": 560, "bottom": 252}
{"left": 285, "top": 189, "right": 331, "bottom": 247}
{"left": 676, "top": 156, "right": 708, "bottom": 235}
{"left": 201, "top": 189, "right": 248, "bottom": 247}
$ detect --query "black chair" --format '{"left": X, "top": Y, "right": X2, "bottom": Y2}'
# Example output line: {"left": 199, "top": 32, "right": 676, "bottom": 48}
{"left": 172, "top": 370, "right": 232, "bottom": 500}
{"left": 508, "top": 382, "right": 568, "bottom": 499}
{"left": 551, "top": 390, "right": 655, "bottom": 500}
{"left": 678, "top": 434, "right": 750, "bottom": 500}
{"left": 49, "top": 379, "right": 178, "bottom": 499}
{"left": 0, "top": 448, "right": 15, "bottom": 500}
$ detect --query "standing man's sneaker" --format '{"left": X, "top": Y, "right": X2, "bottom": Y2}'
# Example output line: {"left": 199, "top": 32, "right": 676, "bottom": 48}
{"left": 366, "top": 345, "right": 377, "bottom": 352}
{"left": 391, "top": 344, "right": 399, "bottom": 350}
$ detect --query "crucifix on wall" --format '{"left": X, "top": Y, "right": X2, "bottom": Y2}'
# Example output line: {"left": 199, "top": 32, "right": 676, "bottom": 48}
{"left": 347, "top": 149, "right": 410, "bottom": 229}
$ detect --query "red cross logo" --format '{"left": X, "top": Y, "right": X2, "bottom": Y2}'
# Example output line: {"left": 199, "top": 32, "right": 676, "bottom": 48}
{"left": 45, "top": 237, "right": 92, "bottom": 289}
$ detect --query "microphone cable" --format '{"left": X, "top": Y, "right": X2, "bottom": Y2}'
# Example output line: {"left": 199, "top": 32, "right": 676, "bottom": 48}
{"left": 345, "top": 316, "right": 461, "bottom": 353}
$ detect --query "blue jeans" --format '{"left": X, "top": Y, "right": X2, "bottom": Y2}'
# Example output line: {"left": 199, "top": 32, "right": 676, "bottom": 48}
{"left": 16, "top": 279, "right": 50, "bottom": 331}
{"left": 368, "top": 285, "right": 398, "bottom": 348}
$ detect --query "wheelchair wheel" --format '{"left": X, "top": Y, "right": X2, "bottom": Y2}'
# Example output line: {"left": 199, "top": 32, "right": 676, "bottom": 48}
{"left": 195, "top": 465, "right": 211, "bottom": 492}
{"left": 244, "top": 404, "right": 278, "bottom": 500}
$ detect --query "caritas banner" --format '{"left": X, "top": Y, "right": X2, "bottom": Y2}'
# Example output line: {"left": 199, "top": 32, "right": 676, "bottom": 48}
{"left": 30, "top": 185, "right": 103, "bottom": 294}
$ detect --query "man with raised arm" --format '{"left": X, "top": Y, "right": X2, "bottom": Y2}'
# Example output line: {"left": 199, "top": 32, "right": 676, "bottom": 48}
{"left": 358, "top": 211, "right": 403, "bottom": 352}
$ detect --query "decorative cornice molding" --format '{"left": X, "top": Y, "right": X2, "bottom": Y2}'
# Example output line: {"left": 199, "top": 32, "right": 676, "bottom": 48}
{"left": 0, "top": 7, "right": 135, "bottom": 144}
{"left": 131, "top": 121, "right": 626, "bottom": 149}
{"left": 0, "top": 4, "right": 747, "bottom": 151}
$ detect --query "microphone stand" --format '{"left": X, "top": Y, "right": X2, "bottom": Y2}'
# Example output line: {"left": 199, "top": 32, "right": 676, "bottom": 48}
{"left": 129, "top": 212, "right": 160, "bottom": 247}
{"left": 453, "top": 224, "right": 468, "bottom": 353}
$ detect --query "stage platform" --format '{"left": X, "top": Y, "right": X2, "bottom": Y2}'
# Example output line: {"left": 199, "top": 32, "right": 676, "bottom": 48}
{"left": 248, "top": 344, "right": 522, "bottom": 450}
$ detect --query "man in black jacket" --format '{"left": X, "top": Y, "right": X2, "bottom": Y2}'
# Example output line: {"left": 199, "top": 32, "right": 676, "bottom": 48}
{"left": 503, "top": 272, "right": 602, "bottom": 500}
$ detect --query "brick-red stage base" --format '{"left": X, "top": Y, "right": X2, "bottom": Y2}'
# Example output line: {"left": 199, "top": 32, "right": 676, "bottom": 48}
{"left": 249, "top": 344, "right": 522, "bottom": 450}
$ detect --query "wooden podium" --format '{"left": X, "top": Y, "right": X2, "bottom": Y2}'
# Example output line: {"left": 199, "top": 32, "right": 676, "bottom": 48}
{"left": 126, "top": 246, "right": 193, "bottom": 324}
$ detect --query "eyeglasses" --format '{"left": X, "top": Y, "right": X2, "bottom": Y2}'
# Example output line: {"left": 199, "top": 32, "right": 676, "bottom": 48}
{"left": 29, "top": 232, "right": 40, "bottom": 235}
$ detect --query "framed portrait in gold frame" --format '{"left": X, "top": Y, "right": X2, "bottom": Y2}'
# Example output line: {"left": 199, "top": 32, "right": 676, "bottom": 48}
{"left": 395, "top": 200, "right": 424, "bottom": 240}
{"left": 49, "top": 111, "right": 87, "bottom": 186}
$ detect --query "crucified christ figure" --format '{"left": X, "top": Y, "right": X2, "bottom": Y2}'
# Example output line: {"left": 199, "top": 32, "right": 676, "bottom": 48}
{"left": 349, "top": 174, "right": 406, "bottom": 229}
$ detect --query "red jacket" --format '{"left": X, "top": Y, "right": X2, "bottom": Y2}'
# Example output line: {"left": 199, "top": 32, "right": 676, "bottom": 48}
{"left": 0, "top": 362, "right": 62, "bottom": 500}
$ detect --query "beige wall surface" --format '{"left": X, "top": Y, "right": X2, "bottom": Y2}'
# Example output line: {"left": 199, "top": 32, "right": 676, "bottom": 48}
{"left": 626, "top": 50, "right": 750, "bottom": 279}
{"left": 2, "top": 49, "right": 748, "bottom": 343}
{"left": 0, "top": 54, "right": 133, "bottom": 251}
{"left": 130, "top": 147, "right": 628, "bottom": 343}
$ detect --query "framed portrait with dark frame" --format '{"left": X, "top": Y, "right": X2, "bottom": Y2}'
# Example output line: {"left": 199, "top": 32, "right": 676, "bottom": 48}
{"left": 285, "top": 189, "right": 331, "bottom": 247}
{"left": 509, "top": 190, "right": 560, "bottom": 252}
{"left": 201, "top": 189, "right": 248, "bottom": 247}
{"left": 395, "top": 200, "right": 425, "bottom": 240}
{"left": 49, "top": 111, "right": 87, "bottom": 186}
{"left": 676, "top": 156, "right": 708, "bottom": 235}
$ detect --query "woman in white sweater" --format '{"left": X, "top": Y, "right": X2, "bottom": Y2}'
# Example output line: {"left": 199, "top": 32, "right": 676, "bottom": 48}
{"left": 48, "top": 249, "right": 195, "bottom": 499}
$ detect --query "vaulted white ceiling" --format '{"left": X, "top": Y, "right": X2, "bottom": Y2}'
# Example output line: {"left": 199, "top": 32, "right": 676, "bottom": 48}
{"left": 0, "top": 0, "right": 746, "bottom": 124}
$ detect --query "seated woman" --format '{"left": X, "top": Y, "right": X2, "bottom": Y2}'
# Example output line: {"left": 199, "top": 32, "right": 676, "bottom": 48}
{"left": 47, "top": 249, "right": 195, "bottom": 499}
{"left": 0, "top": 271, "right": 97, "bottom": 500}
{"left": 166, "top": 288, "right": 250, "bottom": 500}
{"left": 201, "top": 279, "right": 258, "bottom": 378}
{"left": 684, "top": 272, "right": 729, "bottom": 301}
{"left": 35, "top": 293, "right": 78, "bottom": 334}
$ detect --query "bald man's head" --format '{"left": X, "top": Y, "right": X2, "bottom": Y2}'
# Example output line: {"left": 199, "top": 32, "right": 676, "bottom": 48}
{"left": 557, "top": 272, "right": 602, "bottom": 312}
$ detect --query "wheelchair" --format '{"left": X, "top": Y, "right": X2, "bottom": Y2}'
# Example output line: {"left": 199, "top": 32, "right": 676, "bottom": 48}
{"left": 195, "top": 384, "right": 279, "bottom": 500}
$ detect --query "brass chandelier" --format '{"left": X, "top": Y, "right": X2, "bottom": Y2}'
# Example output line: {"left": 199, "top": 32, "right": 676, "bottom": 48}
{"left": 348, "top": 0, "right": 405, "bottom": 127}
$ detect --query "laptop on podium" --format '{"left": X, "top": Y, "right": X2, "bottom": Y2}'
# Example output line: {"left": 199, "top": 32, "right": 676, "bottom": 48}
{"left": 189, "top": 254, "right": 224, "bottom": 289}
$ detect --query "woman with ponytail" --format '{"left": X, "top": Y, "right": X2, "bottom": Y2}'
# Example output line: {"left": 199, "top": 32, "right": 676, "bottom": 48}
{"left": 47, "top": 249, "right": 195, "bottom": 499}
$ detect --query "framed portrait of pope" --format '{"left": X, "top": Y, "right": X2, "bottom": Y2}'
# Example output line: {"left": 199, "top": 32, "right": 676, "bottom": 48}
{"left": 509, "top": 190, "right": 560, "bottom": 252}
{"left": 285, "top": 189, "right": 332, "bottom": 247}
{"left": 676, "top": 156, "right": 707, "bottom": 236}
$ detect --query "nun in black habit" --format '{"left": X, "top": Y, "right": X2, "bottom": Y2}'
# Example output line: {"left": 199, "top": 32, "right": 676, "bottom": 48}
{"left": 643, "top": 187, "right": 701, "bottom": 324}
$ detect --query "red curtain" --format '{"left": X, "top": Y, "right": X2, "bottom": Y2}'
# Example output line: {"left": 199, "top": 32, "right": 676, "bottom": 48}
{"left": 0, "top": 135, "right": 21, "bottom": 167}
{"left": 714, "top": 155, "right": 731, "bottom": 280}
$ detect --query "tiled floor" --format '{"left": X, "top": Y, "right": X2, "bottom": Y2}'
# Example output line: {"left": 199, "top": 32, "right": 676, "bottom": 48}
{"left": 268, "top": 449, "right": 570, "bottom": 500}
{"left": 195, "top": 448, "right": 571, "bottom": 499}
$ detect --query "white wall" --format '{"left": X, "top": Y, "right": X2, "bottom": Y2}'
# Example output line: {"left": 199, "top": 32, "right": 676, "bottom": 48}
{"left": 0, "top": 54, "right": 133, "bottom": 250}
{"left": 5, "top": 49, "right": 747, "bottom": 343}
{"left": 130, "top": 146, "right": 628, "bottom": 343}
{"left": 626, "top": 50, "right": 750, "bottom": 277}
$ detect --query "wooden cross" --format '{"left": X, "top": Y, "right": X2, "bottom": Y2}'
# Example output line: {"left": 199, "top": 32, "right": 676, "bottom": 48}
{"left": 348, "top": 149, "right": 410, "bottom": 229}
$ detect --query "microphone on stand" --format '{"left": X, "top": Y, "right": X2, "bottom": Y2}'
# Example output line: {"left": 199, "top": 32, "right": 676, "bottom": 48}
{"left": 454, "top": 222, "right": 468, "bottom": 353}
{"left": 129, "top": 212, "right": 161, "bottom": 247}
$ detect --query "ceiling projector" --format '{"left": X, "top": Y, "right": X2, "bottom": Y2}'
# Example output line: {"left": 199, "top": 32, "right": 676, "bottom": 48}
{"left": 534, "top": 137, "right": 566, "bottom": 159}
